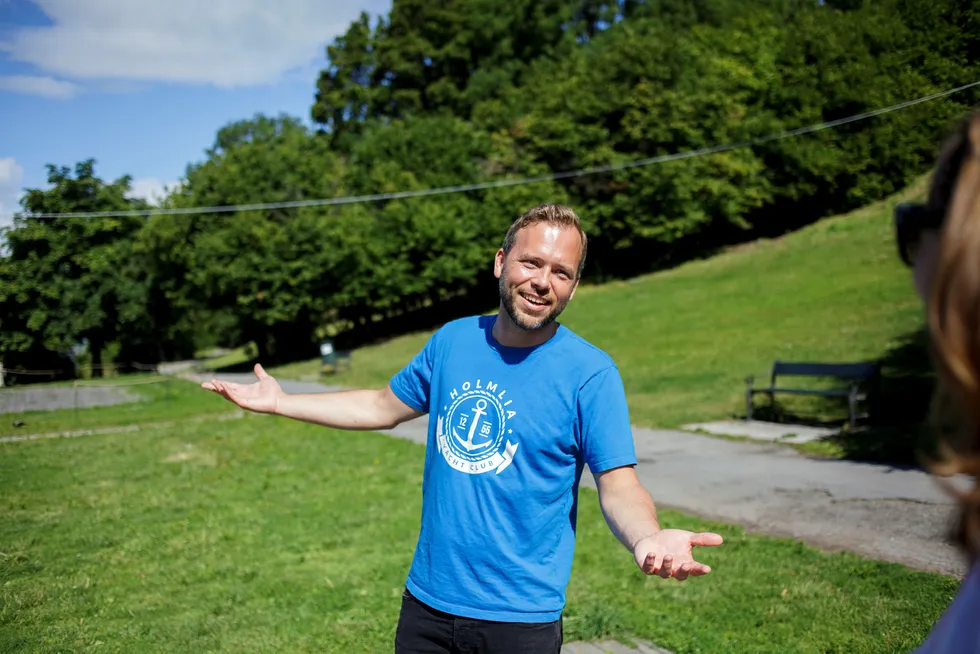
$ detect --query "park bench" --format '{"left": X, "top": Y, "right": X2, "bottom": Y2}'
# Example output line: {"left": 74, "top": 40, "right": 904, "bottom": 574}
{"left": 745, "top": 361, "right": 881, "bottom": 430}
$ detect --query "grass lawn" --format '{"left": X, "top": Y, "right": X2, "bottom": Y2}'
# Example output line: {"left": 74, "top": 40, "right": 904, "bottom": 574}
{"left": 266, "top": 182, "right": 932, "bottom": 461}
{"left": 195, "top": 347, "right": 256, "bottom": 373}
{"left": 1, "top": 411, "right": 957, "bottom": 653}
{"left": 0, "top": 376, "right": 234, "bottom": 438}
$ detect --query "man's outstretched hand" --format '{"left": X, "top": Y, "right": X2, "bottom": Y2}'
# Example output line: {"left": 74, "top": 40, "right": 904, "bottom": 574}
{"left": 201, "top": 363, "right": 283, "bottom": 415}
{"left": 634, "top": 529, "right": 723, "bottom": 581}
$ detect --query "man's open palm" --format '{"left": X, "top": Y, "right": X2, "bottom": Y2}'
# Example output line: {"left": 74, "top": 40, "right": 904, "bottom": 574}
{"left": 201, "top": 364, "right": 282, "bottom": 415}
{"left": 634, "top": 529, "right": 723, "bottom": 581}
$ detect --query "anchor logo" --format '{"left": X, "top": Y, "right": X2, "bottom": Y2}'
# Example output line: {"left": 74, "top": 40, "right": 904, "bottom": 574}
{"left": 437, "top": 380, "right": 520, "bottom": 476}
{"left": 453, "top": 399, "right": 493, "bottom": 452}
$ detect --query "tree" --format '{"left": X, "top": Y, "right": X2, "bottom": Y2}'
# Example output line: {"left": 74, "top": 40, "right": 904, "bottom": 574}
{"left": 154, "top": 114, "right": 356, "bottom": 363}
{"left": 0, "top": 160, "right": 148, "bottom": 377}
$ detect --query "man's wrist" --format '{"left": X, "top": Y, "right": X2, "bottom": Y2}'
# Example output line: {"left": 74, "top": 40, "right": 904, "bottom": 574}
{"left": 630, "top": 528, "right": 662, "bottom": 550}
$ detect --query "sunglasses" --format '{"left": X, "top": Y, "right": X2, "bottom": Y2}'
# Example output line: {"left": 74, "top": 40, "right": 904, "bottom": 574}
{"left": 894, "top": 202, "right": 943, "bottom": 267}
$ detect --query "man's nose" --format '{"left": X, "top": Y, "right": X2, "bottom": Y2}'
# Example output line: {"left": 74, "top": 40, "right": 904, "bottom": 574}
{"left": 530, "top": 271, "right": 550, "bottom": 292}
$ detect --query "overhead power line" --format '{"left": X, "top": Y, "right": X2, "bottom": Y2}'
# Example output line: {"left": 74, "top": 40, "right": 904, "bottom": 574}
{"left": 17, "top": 79, "right": 980, "bottom": 220}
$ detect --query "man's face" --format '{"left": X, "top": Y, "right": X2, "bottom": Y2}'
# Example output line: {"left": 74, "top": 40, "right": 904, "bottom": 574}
{"left": 494, "top": 222, "right": 582, "bottom": 332}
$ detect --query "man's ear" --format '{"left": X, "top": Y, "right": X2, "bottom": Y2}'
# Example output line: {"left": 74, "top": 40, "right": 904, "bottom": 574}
{"left": 494, "top": 249, "right": 505, "bottom": 279}
{"left": 569, "top": 278, "right": 580, "bottom": 301}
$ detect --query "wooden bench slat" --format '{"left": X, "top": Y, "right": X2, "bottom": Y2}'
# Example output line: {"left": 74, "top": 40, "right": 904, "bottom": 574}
{"left": 772, "top": 361, "right": 879, "bottom": 380}
{"left": 750, "top": 388, "right": 853, "bottom": 397}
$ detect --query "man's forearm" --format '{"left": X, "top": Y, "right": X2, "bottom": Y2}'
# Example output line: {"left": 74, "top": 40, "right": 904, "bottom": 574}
{"left": 274, "top": 389, "right": 409, "bottom": 431}
{"left": 598, "top": 481, "right": 662, "bottom": 552}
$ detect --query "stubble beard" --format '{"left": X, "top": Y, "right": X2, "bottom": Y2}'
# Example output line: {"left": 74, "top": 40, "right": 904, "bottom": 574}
{"left": 498, "top": 273, "right": 569, "bottom": 332}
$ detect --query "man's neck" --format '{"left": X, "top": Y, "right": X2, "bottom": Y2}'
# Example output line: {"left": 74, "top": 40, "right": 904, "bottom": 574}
{"left": 492, "top": 306, "right": 559, "bottom": 348}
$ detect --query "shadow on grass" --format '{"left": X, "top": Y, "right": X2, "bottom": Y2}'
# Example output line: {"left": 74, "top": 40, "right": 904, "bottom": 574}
{"left": 749, "top": 328, "right": 938, "bottom": 465}
{"left": 834, "top": 327, "right": 938, "bottom": 465}
{"left": 207, "top": 359, "right": 260, "bottom": 374}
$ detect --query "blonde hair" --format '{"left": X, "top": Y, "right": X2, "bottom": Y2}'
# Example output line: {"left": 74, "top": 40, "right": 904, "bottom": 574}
{"left": 502, "top": 203, "right": 588, "bottom": 278}
{"left": 926, "top": 111, "right": 980, "bottom": 560}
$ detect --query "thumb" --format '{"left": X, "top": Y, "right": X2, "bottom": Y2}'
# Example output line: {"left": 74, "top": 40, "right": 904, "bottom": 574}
{"left": 690, "top": 532, "right": 724, "bottom": 547}
{"left": 254, "top": 363, "right": 271, "bottom": 380}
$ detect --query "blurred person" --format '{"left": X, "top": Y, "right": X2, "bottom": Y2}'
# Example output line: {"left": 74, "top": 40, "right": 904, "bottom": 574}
{"left": 203, "top": 203, "right": 723, "bottom": 654}
{"left": 896, "top": 111, "right": 980, "bottom": 653}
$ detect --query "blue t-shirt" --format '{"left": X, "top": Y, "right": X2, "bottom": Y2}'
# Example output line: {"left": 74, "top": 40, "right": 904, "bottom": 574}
{"left": 389, "top": 315, "right": 637, "bottom": 622}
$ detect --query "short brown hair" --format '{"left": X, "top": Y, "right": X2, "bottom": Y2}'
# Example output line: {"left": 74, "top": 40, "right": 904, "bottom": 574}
{"left": 501, "top": 203, "right": 588, "bottom": 278}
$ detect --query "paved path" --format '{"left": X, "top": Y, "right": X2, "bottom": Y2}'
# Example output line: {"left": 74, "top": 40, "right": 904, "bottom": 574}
{"left": 200, "top": 372, "right": 964, "bottom": 578}
{"left": 0, "top": 385, "right": 138, "bottom": 413}
{"left": 395, "top": 417, "right": 961, "bottom": 576}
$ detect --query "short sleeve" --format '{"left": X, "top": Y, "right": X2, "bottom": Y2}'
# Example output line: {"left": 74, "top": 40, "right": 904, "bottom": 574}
{"left": 577, "top": 366, "right": 637, "bottom": 473}
{"left": 389, "top": 332, "right": 438, "bottom": 413}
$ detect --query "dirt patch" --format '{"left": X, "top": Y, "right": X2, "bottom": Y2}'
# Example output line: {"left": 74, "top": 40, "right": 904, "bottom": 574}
{"left": 163, "top": 445, "right": 218, "bottom": 467}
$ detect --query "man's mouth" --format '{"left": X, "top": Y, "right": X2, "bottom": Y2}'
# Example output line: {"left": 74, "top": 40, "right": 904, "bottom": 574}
{"left": 520, "top": 293, "right": 550, "bottom": 309}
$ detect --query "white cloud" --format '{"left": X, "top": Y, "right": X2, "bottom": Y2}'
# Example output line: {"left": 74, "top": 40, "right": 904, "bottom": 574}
{"left": 126, "top": 177, "right": 179, "bottom": 204}
{"left": 1, "top": 0, "right": 391, "bottom": 88}
{"left": 0, "top": 74, "right": 78, "bottom": 99}
{"left": 0, "top": 158, "right": 24, "bottom": 187}
{"left": 0, "top": 157, "right": 25, "bottom": 231}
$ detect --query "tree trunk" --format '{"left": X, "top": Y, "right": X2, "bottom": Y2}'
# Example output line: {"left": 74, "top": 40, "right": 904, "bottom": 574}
{"left": 90, "top": 338, "right": 104, "bottom": 379}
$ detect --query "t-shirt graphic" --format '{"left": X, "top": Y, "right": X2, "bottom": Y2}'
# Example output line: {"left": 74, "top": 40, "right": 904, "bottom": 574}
{"left": 389, "top": 315, "right": 637, "bottom": 623}
{"left": 436, "top": 376, "right": 519, "bottom": 476}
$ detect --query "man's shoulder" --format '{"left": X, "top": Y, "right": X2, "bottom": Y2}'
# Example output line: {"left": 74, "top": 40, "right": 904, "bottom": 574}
{"left": 556, "top": 326, "right": 618, "bottom": 373}
{"left": 430, "top": 315, "right": 489, "bottom": 343}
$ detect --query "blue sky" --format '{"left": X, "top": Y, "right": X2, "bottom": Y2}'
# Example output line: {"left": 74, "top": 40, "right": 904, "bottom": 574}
{"left": 0, "top": 0, "right": 392, "bottom": 226}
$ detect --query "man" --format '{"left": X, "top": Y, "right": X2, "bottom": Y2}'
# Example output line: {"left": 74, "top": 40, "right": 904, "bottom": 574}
{"left": 203, "top": 203, "right": 723, "bottom": 653}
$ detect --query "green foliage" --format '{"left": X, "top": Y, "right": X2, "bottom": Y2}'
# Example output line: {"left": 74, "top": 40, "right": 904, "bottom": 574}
{"left": 5, "top": 0, "right": 980, "bottom": 369}
{"left": 143, "top": 115, "right": 357, "bottom": 362}
{"left": 134, "top": 112, "right": 571, "bottom": 361}
{"left": 0, "top": 161, "right": 149, "bottom": 376}
{"left": 310, "top": 0, "right": 620, "bottom": 145}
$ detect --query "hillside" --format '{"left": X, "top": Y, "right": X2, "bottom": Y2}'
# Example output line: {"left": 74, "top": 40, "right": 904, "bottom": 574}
{"left": 268, "top": 179, "right": 930, "bottom": 442}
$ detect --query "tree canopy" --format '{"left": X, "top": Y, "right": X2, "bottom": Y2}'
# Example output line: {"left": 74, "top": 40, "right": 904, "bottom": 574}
{"left": 3, "top": 0, "right": 979, "bottom": 372}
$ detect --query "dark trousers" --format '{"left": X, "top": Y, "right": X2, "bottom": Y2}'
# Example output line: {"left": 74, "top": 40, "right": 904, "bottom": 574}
{"left": 394, "top": 588, "right": 563, "bottom": 654}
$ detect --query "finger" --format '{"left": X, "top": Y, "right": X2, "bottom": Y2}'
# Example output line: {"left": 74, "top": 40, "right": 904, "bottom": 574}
{"left": 215, "top": 381, "right": 237, "bottom": 401}
{"left": 673, "top": 562, "right": 692, "bottom": 581}
{"left": 215, "top": 381, "right": 248, "bottom": 397}
{"left": 254, "top": 363, "right": 270, "bottom": 380}
{"left": 207, "top": 380, "right": 236, "bottom": 394}
{"left": 690, "top": 532, "right": 724, "bottom": 547}
{"left": 217, "top": 383, "right": 250, "bottom": 409}
{"left": 658, "top": 554, "right": 673, "bottom": 579}
{"left": 642, "top": 551, "right": 661, "bottom": 575}
{"left": 687, "top": 562, "right": 712, "bottom": 576}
